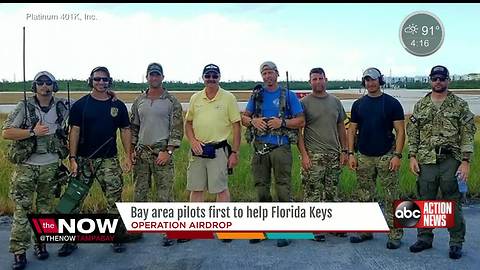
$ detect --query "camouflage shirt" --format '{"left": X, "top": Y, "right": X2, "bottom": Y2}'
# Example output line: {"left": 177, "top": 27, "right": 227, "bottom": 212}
{"left": 130, "top": 89, "right": 184, "bottom": 147}
{"left": 407, "top": 91, "right": 476, "bottom": 164}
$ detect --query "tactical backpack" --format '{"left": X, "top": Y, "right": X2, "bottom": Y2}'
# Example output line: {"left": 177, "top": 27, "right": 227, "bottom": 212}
{"left": 6, "top": 97, "right": 69, "bottom": 164}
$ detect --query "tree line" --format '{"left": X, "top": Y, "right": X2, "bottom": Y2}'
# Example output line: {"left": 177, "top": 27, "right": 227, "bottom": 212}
{"left": 1, "top": 79, "right": 479, "bottom": 92}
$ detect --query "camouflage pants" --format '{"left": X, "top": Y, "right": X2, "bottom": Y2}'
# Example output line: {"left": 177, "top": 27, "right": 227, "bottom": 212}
{"left": 251, "top": 143, "right": 292, "bottom": 202}
{"left": 9, "top": 162, "right": 59, "bottom": 254}
{"left": 302, "top": 152, "right": 341, "bottom": 202}
{"left": 356, "top": 153, "right": 403, "bottom": 241}
{"left": 417, "top": 156, "right": 465, "bottom": 247}
{"left": 63, "top": 157, "right": 124, "bottom": 214}
{"left": 133, "top": 151, "right": 174, "bottom": 202}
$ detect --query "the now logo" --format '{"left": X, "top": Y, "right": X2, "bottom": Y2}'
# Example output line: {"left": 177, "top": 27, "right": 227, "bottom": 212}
{"left": 59, "top": 218, "right": 119, "bottom": 234}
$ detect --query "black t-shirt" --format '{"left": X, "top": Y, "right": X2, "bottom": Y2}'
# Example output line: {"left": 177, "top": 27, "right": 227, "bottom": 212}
{"left": 351, "top": 93, "right": 404, "bottom": 156}
{"left": 69, "top": 95, "right": 130, "bottom": 158}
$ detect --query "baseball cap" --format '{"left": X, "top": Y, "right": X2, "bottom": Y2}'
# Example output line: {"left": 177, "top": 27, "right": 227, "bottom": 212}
{"left": 146, "top": 63, "right": 163, "bottom": 76}
{"left": 429, "top": 65, "right": 449, "bottom": 77}
{"left": 260, "top": 61, "right": 278, "bottom": 73}
{"left": 34, "top": 71, "right": 56, "bottom": 82}
{"left": 202, "top": 64, "right": 220, "bottom": 75}
{"left": 362, "top": 67, "right": 382, "bottom": 80}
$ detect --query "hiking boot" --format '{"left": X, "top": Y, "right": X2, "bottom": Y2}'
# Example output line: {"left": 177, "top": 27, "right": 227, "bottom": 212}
{"left": 177, "top": 239, "right": 191, "bottom": 243}
{"left": 313, "top": 234, "right": 326, "bottom": 242}
{"left": 33, "top": 243, "right": 49, "bottom": 260}
{"left": 409, "top": 240, "right": 432, "bottom": 253}
{"left": 277, "top": 239, "right": 291, "bottom": 247}
{"left": 58, "top": 243, "right": 78, "bottom": 257}
{"left": 12, "top": 253, "right": 27, "bottom": 270}
{"left": 249, "top": 239, "right": 263, "bottom": 244}
{"left": 449, "top": 246, "right": 462, "bottom": 259}
{"left": 386, "top": 239, "right": 402, "bottom": 249}
{"left": 349, "top": 234, "right": 373, "bottom": 243}
{"left": 162, "top": 236, "right": 174, "bottom": 247}
{"left": 111, "top": 243, "right": 126, "bottom": 253}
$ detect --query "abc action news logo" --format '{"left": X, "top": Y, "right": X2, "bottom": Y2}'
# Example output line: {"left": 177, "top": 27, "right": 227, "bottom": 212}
{"left": 394, "top": 200, "right": 455, "bottom": 228}
{"left": 27, "top": 214, "right": 125, "bottom": 243}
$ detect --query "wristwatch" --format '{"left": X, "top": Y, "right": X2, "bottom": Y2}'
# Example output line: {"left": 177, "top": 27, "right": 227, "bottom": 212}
{"left": 393, "top": 152, "right": 403, "bottom": 159}
{"left": 167, "top": 150, "right": 173, "bottom": 156}
{"left": 281, "top": 118, "right": 287, "bottom": 128}
{"left": 29, "top": 130, "right": 36, "bottom": 137}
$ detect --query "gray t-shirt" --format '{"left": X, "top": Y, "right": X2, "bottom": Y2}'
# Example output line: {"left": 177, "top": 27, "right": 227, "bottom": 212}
{"left": 301, "top": 93, "right": 347, "bottom": 154}
{"left": 134, "top": 96, "right": 173, "bottom": 145}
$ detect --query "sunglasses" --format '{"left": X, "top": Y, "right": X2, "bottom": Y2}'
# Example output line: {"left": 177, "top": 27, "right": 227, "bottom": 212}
{"left": 93, "top": 77, "right": 110, "bottom": 82}
{"left": 36, "top": 80, "right": 53, "bottom": 86}
{"left": 430, "top": 76, "right": 447, "bottom": 82}
{"left": 204, "top": 74, "right": 219, "bottom": 79}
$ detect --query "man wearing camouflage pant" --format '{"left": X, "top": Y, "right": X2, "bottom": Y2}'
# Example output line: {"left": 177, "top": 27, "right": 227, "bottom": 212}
{"left": 407, "top": 65, "right": 476, "bottom": 259}
{"left": 56, "top": 66, "right": 132, "bottom": 256}
{"left": 347, "top": 67, "right": 405, "bottom": 249}
{"left": 130, "top": 63, "right": 184, "bottom": 246}
{"left": 297, "top": 67, "right": 348, "bottom": 242}
{"left": 2, "top": 71, "right": 69, "bottom": 270}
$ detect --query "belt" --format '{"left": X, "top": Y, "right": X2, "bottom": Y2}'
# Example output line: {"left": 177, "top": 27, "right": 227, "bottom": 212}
{"left": 254, "top": 142, "right": 282, "bottom": 155}
{"left": 435, "top": 146, "right": 453, "bottom": 155}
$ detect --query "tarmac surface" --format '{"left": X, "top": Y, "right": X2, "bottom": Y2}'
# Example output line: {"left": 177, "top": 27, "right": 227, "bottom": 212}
{"left": 1, "top": 203, "right": 479, "bottom": 270}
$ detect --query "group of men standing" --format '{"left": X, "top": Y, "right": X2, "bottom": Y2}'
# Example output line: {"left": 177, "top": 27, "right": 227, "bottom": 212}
{"left": 2, "top": 62, "right": 476, "bottom": 270}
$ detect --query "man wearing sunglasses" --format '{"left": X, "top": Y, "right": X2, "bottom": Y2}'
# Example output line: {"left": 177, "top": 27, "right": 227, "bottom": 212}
{"left": 2, "top": 71, "right": 69, "bottom": 270}
{"left": 56, "top": 66, "right": 132, "bottom": 256}
{"left": 130, "top": 63, "right": 184, "bottom": 246}
{"left": 347, "top": 67, "right": 405, "bottom": 249}
{"left": 185, "top": 63, "right": 241, "bottom": 208}
{"left": 407, "top": 65, "right": 476, "bottom": 259}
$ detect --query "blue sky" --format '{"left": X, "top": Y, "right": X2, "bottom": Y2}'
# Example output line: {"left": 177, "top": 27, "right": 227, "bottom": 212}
{"left": 0, "top": 3, "right": 479, "bottom": 83}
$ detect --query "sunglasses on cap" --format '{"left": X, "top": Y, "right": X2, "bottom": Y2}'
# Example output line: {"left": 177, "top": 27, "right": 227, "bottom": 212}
{"left": 430, "top": 76, "right": 447, "bottom": 82}
{"left": 36, "top": 80, "right": 53, "bottom": 86}
{"left": 204, "top": 74, "right": 219, "bottom": 79}
{"left": 93, "top": 77, "right": 110, "bottom": 82}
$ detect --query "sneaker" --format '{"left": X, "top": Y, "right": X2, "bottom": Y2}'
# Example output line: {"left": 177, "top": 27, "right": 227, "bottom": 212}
{"left": 349, "top": 234, "right": 374, "bottom": 243}
{"left": 111, "top": 243, "right": 126, "bottom": 253}
{"left": 386, "top": 239, "right": 402, "bottom": 249}
{"left": 449, "top": 246, "right": 462, "bottom": 259}
{"left": 177, "top": 239, "right": 191, "bottom": 243}
{"left": 409, "top": 240, "right": 432, "bottom": 253}
{"left": 162, "top": 236, "right": 174, "bottom": 247}
{"left": 277, "top": 239, "right": 291, "bottom": 247}
{"left": 58, "top": 243, "right": 78, "bottom": 257}
{"left": 313, "top": 234, "right": 326, "bottom": 242}
{"left": 33, "top": 243, "right": 49, "bottom": 260}
{"left": 12, "top": 253, "right": 27, "bottom": 270}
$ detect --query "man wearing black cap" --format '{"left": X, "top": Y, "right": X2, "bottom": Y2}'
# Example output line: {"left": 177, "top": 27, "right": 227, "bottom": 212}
{"left": 185, "top": 64, "right": 241, "bottom": 206}
{"left": 407, "top": 65, "right": 476, "bottom": 259}
{"left": 130, "top": 63, "right": 183, "bottom": 246}
{"left": 347, "top": 67, "right": 405, "bottom": 249}
{"left": 2, "top": 71, "right": 69, "bottom": 269}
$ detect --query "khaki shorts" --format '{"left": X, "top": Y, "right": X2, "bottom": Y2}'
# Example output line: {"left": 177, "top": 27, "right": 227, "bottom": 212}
{"left": 186, "top": 148, "right": 228, "bottom": 194}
